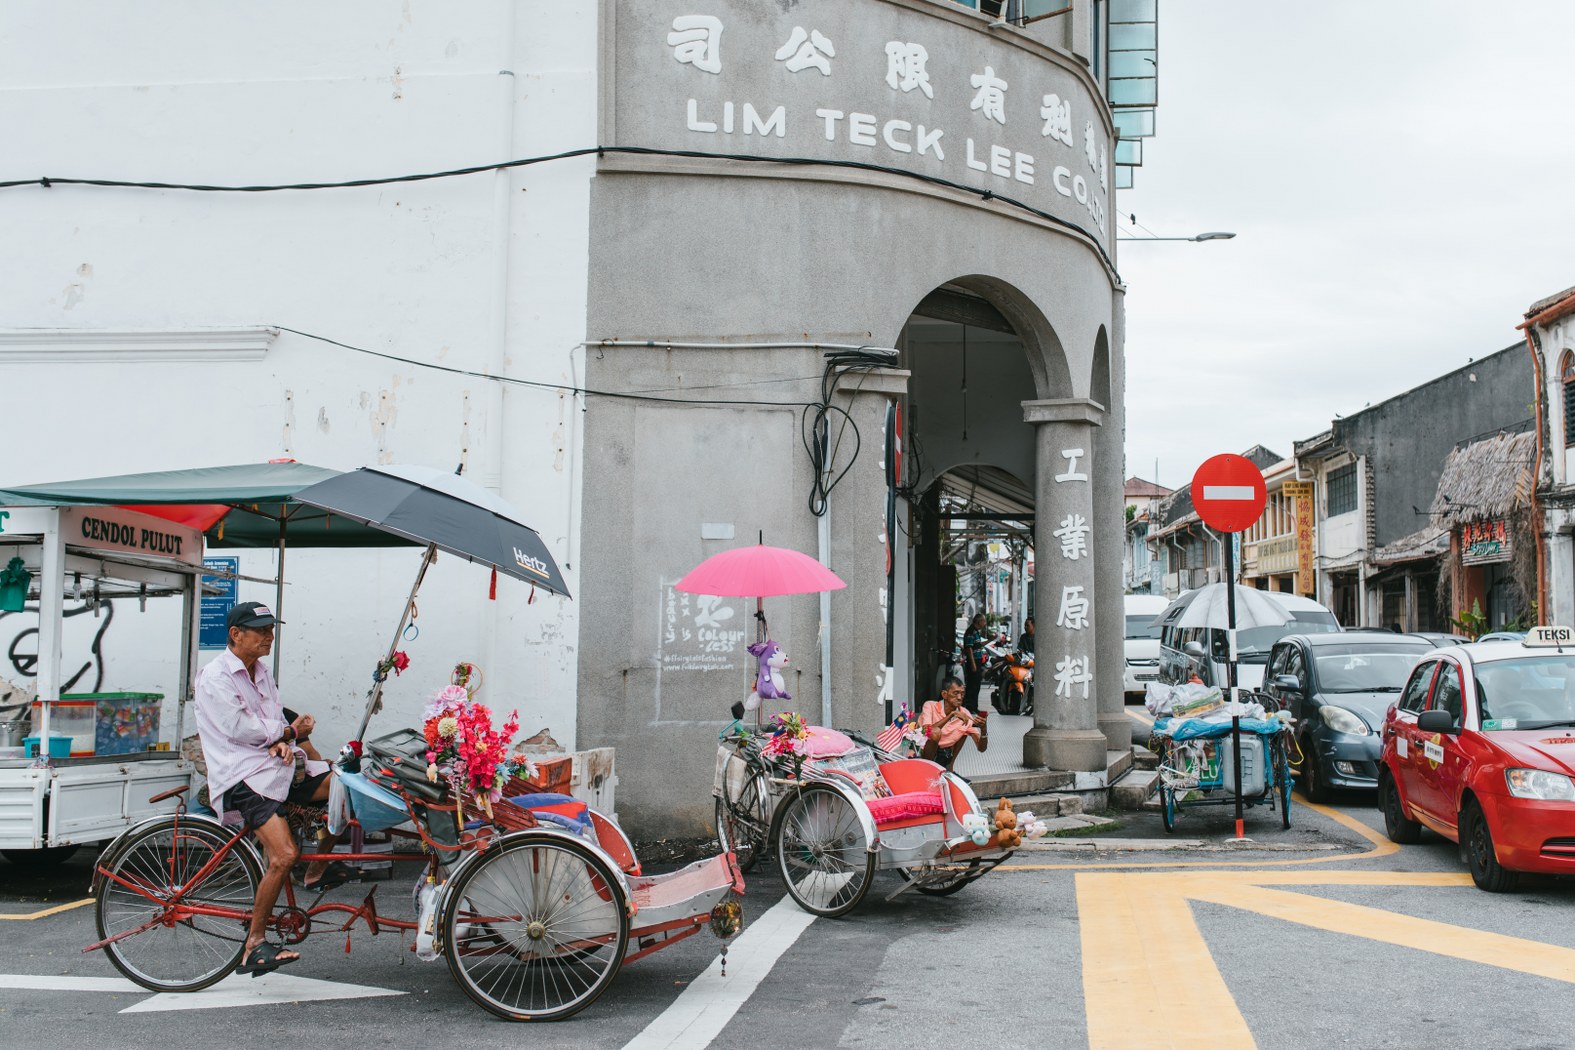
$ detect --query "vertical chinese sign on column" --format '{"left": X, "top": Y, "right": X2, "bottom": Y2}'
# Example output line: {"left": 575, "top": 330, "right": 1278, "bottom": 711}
{"left": 1283, "top": 480, "right": 1315, "bottom": 596}
{"left": 1052, "top": 448, "right": 1093, "bottom": 706}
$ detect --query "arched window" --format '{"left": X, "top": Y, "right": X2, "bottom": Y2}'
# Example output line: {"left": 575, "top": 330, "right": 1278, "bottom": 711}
{"left": 1562, "top": 351, "right": 1575, "bottom": 447}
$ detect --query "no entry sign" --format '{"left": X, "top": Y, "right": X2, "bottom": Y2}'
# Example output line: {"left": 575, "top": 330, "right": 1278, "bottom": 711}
{"left": 1192, "top": 454, "right": 1267, "bottom": 533}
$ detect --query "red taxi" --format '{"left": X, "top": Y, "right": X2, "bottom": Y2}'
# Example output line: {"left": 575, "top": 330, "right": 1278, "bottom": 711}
{"left": 1379, "top": 626, "right": 1575, "bottom": 891}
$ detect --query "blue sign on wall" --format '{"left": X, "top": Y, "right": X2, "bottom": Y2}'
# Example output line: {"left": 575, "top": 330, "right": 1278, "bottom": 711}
{"left": 200, "top": 557, "right": 240, "bottom": 649}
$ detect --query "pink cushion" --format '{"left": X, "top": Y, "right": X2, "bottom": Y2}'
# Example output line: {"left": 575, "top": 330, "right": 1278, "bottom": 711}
{"left": 801, "top": 725, "right": 856, "bottom": 758}
{"left": 866, "top": 791, "right": 945, "bottom": 825}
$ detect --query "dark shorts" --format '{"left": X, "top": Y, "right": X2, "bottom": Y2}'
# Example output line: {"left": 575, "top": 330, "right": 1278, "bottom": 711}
{"left": 225, "top": 771, "right": 329, "bottom": 829}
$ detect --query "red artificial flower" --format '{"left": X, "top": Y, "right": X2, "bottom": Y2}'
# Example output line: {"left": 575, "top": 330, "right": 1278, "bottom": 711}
{"left": 390, "top": 650, "right": 411, "bottom": 675}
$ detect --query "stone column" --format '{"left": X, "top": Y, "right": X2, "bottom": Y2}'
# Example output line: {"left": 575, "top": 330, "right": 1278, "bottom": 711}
{"left": 1023, "top": 398, "right": 1107, "bottom": 771}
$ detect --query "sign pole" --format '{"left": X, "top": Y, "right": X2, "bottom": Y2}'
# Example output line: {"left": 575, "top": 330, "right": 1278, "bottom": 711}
{"left": 1226, "top": 537, "right": 1244, "bottom": 840}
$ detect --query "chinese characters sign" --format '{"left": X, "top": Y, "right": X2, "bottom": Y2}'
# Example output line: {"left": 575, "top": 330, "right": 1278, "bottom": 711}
{"left": 1461, "top": 519, "right": 1511, "bottom": 566}
{"left": 614, "top": 0, "right": 1113, "bottom": 240}
{"left": 1052, "top": 446, "right": 1093, "bottom": 701}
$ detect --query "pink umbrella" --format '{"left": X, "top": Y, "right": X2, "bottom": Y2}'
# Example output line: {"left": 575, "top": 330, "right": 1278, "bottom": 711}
{"left": 674, "top": 543, "right": 845, "bottom": 639}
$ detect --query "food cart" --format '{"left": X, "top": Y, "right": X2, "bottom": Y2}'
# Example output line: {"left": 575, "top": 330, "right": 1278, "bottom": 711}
{"left": 0, "top": 503, "right": 203, "bottom": 862}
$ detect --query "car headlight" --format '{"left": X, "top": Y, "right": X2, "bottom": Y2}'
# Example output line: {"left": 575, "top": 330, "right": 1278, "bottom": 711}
{"left": 1320, "top": 706, "right": 1371, "bottom": 736}
{"left": 1505, "top": 768, "right": 1575, "bottom": 801}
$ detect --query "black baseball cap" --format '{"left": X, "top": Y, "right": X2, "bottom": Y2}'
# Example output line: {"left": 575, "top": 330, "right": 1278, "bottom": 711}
{"left": 227, "top": 601, "right": 282, "bottom": 630}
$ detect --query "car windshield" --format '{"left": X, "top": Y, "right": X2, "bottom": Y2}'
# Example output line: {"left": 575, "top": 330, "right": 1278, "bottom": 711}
{"left": 1474, "top": 656, "right": 1575, "bottom": 729}
{"left": 1125, "top": 615, "right": 1163, "bottom": 640}
{"left": 1234, "top": 612, "right": 1343, "bottom": 663}
{"left": 1313, "top": 645, "right": 1430, "bottom": 693}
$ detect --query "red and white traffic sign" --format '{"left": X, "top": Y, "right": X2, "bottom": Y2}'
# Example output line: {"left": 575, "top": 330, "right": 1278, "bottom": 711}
{"left": 1191, "top": 454, "right": 1267, "bottom": 533}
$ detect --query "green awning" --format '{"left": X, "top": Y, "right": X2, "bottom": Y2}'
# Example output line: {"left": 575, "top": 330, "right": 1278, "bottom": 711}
{"left": 0, "top": 462, "right": 417, "bottom": 549}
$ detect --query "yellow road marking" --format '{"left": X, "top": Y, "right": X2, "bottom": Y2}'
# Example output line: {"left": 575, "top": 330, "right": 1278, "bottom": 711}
{"left": 1125, "top": 708, "right": 1155, "bottom": 727}
{"left": 0, "top": 898, "right": 92, "bottom": 920}
{"left": 1080, "top": 869, "right": 1575, "bottom": 1050}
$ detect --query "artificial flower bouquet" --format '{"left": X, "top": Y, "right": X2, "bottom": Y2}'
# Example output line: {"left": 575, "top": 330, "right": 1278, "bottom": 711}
{"left": 760, "top": 711, "right": 810, "bottom": 778}
{"left": 421, "top": 683, "right": 537, "bottom": 816}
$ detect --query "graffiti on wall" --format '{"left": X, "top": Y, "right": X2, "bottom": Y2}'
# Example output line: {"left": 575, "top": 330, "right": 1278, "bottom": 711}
{"left": 658, "top": 584, "right": 747, "bottom": 673}
{"left": 0, "top": 600, "right": 115, "bottom": 694}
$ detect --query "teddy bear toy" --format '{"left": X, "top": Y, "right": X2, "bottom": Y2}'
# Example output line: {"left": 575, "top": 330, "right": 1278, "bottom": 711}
{"left": 993, "top": 797, "right": 1022, "bottom": 849}
{"left": 744, "top": 639, "right": 791, "bottom": 713}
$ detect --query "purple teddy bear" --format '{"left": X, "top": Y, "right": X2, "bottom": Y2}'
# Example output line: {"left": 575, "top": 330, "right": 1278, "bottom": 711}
{"left": 745, "top": 639, "right": 791, "bottom": 713}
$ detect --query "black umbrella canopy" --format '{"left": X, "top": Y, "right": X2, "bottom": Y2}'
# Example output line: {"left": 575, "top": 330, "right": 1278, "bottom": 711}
{"left": 292, "top": 464, "right": 571, "bottom": 598}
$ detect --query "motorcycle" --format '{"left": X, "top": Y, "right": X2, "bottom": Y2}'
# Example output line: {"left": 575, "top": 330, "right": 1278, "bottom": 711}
{"left": 982, "top": 635, "right": 1033, "bottom": 717}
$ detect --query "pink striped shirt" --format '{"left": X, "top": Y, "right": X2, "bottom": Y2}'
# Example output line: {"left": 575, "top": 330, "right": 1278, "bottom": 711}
{"left": 194, "top": 649, "right": 293, "bottom": 804}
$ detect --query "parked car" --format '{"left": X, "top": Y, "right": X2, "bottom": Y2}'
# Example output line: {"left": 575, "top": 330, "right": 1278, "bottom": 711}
{"left": 1262, "top": 633, "right": 1435, "bottom": 800}
{"left": 1158, "top": 590, "right": 1342, "bottom": 691}
{"left": 1123, "top": 594, "right": 1170, "bottom": 701}
{"left": 1478, "top": 631, "right": 1528, "bottom": 643}
{"left": 1378, "top": 629, "right": 1575, "bottom": 891}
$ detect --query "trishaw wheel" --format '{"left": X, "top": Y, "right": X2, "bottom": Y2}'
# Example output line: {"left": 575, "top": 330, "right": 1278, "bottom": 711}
{"left": 95, "top": 818, "right": 260, "bottom": 992}
{"left": 773, "top": 783, "right": 875, "bottom": 917}
{"left": 715, "top": 774, "right": 770, "bottom": 873}
{"left": 1273, "top": 737, "right": 1293, "bottom": 829}
{"left": 1160, "top": 784, "right": 1177, "bottom": 833}
{"left": 897, "top": 861, "right": 981, "bottom": 896}
{"left": 441, "top": 834, "right": 630, "bottom": 1022}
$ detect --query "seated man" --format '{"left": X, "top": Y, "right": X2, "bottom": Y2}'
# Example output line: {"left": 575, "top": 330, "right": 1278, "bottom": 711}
{"left": 193, "top": 601, "right": 348, "bottom": 978}
{"left": 918, "top": 676, "right": 989, "bottom": 770}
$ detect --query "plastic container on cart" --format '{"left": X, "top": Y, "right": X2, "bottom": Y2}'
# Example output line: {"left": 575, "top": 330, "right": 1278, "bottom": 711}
{"left": 29, "top": 700, "right": 96, "bottom": 756}
{"left": 69, "top": 692, "right": 165, "bottom": 755}
{"left": 1218, "top": 734, "right": 1265, "bottom": 795}
{"left": 23, "top": 734, "right": 72, "bottom": 760}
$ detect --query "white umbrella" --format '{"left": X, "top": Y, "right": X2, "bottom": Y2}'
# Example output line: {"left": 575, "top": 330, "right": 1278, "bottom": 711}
{"left": 1153, "top": 584, "right": 1291, "bottom": 632}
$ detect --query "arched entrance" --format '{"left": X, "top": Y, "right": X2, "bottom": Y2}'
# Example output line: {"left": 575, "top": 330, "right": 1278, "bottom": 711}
{"left": 892, "top": 281, "right": 1057, "bottom": 715}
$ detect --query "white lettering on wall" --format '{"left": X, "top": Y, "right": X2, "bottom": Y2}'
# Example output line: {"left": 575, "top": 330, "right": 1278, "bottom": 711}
{"left": 669, "top": 15, "right": 724, "bottom": 75}
{"left": 882, "top": 119, "right": 912, "bottom": 153}
{"left": 691, "top": 99, "right": 786, "bottom": 137}
{"left": 1055, "top": 448, "right": 1088, "bottom": 483}
{"left": 848, "top": 112, "right": 878, "bottom": 147}
{"left": 969, "top": 66, "right": 1008, "bottom": 125}
{"left": 885, "top": 41, "right": 934, "bottom": 98}
{"left": 687, "top": 98, "right": 717, "bottom": 133}
{"left": 776, "top": 27, "right": 835, "bottom": 76}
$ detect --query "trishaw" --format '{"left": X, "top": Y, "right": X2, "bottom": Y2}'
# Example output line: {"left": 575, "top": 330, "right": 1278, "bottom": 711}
{"left": 1150, "top": 697, "right": 1294, "bottom": 832}
{"left": 713, "top": 720, "right": 1017, "bottom": 916}
{"left": 66, "top": 462, "right": 746, "bottom": 1021}
{"left": 87, "top": 727, "right": 744, "bottom": 1021}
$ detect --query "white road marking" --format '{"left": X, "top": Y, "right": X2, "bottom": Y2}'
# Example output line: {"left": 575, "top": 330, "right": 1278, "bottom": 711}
{"left": 1202, "top": 485, "right": 1256, "bottom": 501}
{"left": 120, "top": 972, "right": 406, "bottom": 1012}
{"left": 6, "top": 974, "right": 140, "bottom": 992}
{"left": 0, "top": 972, "right": 404, "bottom": 1011}
{"left": 620, "top": 896, "right": 817, "bottom": 1050}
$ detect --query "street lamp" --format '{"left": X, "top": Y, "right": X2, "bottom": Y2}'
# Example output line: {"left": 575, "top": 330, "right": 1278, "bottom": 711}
{"left": 1116, "top": 231, "right": 1237, "bottom": 242}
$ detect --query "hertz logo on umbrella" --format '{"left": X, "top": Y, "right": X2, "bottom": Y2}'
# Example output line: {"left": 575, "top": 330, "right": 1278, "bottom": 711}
{"left": 513, "top": 546, "right": 550, "bottom": 578}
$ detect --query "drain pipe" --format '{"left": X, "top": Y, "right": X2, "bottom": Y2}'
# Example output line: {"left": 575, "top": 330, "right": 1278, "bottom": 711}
{"left": 1521, "top": 325, "right": 1549, "bottom": 621}
{"left": 818, "top": 505, "right": 833, "bottom": 727}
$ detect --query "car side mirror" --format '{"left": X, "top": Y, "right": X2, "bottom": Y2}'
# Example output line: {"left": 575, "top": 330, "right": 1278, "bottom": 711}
{"left": 1417, "top": 709, "right": 1460, "bottom": 735}
{"left": 1272, "top": 674, "right": 1303, "bottom": 693}
{"left": 1183, "top": 641, "right": 1206, "bottom": 659}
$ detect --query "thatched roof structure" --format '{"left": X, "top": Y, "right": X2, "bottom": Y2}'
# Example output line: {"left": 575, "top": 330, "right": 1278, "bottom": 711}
{"left": 1430, "top": 430, "right": 1535, "bottom": 526}
{"left": 1371, "top": 526, "right": 1449, "bottom": 566}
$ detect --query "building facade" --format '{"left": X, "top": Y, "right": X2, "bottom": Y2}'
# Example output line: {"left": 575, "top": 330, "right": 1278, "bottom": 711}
{"left": 3, "top": 0, "right": 1146, "bottom": 834}
{"left": 1293, "top": 345, "right": 1534, "bottom": 630}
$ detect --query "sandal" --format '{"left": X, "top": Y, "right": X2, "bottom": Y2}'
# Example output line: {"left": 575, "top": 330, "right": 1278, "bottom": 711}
{"left": 236, "top": 941, "right": 300, "bottom": 977}
{"left": 300, "top": 860, "right": 356, "bottom": 892}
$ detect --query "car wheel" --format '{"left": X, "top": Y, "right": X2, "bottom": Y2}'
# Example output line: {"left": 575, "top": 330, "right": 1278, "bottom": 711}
{"left": 1299, "top": 735, "right": 1330, "bottom": 802}
{"left": 1379, "top": 770, "right": 1421, "bottom": 844}
{"left": 1462, "top": 801, "right": 1518, "bottom": 893}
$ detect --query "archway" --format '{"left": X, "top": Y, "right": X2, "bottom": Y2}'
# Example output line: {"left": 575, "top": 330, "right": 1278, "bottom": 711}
{"left": 891, "top": 280, "right": 1068, "bottom": 713}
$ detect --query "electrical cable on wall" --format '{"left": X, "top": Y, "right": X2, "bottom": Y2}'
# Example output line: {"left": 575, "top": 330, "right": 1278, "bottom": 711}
{"left": 802, "top": 348, "right": 900, "bottom": 517}
{"left": 0, "top": 144, "right": 1120, "bottom": 278}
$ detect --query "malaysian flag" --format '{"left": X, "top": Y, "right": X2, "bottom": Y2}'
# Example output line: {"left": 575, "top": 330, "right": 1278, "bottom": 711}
{"left": 876, "top": 706, "right": 914, "bottom": 753}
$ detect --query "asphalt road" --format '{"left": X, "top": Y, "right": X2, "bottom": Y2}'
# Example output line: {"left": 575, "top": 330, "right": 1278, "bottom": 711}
{"left": 3, "top": 789, "right": 1573, "bottom": 1050}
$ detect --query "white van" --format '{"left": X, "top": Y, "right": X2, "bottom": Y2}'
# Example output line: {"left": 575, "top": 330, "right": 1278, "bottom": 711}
{"left": 1123, "top": 594, "right": 1171, "bottom": 700}
{"left": 1158, "top": 591, "right": 1341, "bottom": 691}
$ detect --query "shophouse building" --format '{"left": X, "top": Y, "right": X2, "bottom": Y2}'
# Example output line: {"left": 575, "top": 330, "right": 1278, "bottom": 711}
{"left": 3, "top": 0, "right": 1153, "bottom": 833}
{"left": 1239, "top": 458, "right": 1304, "bottom": 595}
{"left": 1293, "top": 345, "right": 1533, "bottom": 630}
{"left": 1123, "top": 476, "right": 1171, "bottom": 594}
{"left": 1520, "top": 284, "right": 1575, "bottom": 628}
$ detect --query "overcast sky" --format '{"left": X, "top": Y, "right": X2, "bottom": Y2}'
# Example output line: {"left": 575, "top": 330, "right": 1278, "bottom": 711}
{"left": 1117, "top": 1, "right": 1575, "bottom": 491}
